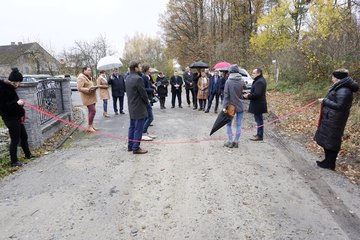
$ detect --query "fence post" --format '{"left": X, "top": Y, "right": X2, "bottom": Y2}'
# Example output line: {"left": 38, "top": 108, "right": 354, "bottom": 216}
{"left": 16, "top": 82, "right": 43, "bottom": 148}
{"left": 61, "top": 78, "right": 72, "bottom": 120}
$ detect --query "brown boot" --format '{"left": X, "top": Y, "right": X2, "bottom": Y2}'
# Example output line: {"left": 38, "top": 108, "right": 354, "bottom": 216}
{"left": 133, "top": 148, "right": 148, "bottom": 154}
{"left": 103, "top": 112, "right": 110, "bottom": 118}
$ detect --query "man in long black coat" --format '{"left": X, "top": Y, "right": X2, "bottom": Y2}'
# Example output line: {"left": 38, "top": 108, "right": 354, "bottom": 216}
{"left": 125, "top": 62, "right": 149, "bottom": 154}
{"left": 170, "top": 71, "right": 183, "bottom": 108}
{"left": 244, "top": 68, "right": 267, "bottom": 141}
{"left": 108, "top": 68, "right": 126, "bottom": 115}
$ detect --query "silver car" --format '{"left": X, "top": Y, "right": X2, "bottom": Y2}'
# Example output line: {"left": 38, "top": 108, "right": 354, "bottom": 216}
{"left": 238, "top": 68, "right": 253, "bottom": 91}
{"left": 55, "top": 75, "right": 78, "bottom": 90}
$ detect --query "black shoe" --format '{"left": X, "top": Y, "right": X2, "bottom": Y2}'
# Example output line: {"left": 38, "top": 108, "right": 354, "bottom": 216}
{"left": 179, "top": 106, "right": 183, "bottom": 108}
{"left": 205, "top": 110, "right": 209, "bottom": 113}
{"left": 193, "top": 107, "right": 197, "bottom": 110}
{"left": 120, "top": 111, "right": 125, "bottom": 114}
{"left": 25, "top": 154, "right": 39, "bottom": 159}
{"left": 316, "top": 160, "right": 335, "bottom": 170}
{"left": 115, "top": 112, "right": 119, "bottom": 115}
{"left": 11, "top": 161, "right": 24, "bottom": 167}
{"left": 215, "top": 110, "right": 218, "bottom": 114}
{"left": 171, "top": 106, "right": 175, "bottom": 108}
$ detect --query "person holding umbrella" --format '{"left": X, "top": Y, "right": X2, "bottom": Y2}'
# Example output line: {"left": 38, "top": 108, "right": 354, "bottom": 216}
{"left": 189, "top": 61, "right": 209, "bottom": 109}
{"left": 222, "top": 65, "right": 245, "bottom": 148}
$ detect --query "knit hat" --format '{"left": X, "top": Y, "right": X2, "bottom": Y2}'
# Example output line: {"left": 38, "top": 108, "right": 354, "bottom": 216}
{"left": 8, "top": 68, "right": 23, "bottom": 82}
{"left": 228, "top": 64, "right": 240, "bottom": 73}
{"left": 332, "top": 71, "right": 348, "bottom": 80}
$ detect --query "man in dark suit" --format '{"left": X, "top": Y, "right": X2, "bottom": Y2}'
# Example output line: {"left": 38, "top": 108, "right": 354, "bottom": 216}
{"left": 183, "top": 66, "right": 194, "bottom": 107}
{"left": 170, "top": 71, "right": 184, "bottom": 108}
{"left": 243, "top": 68, "right": 267, "bottom": 141}
{"left": 108, "top": 68, "right": 126, "bottom": 115}
{"left": 205, "top": 70, "right": 221, "bottom": 113}
{"left": 125, "top": 61, "right": 149, "bottom": 154}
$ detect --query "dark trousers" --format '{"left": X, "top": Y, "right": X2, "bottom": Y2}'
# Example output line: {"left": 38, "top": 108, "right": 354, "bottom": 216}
{"left": 171, "top": 90, "right": 182, "bottom": 107}
{"left": 207, "top": 93, "right": 220, "bottom": 111}
{"left": 324, "top": 148, "right": 339, "bottom": 162}
{"left": 199, "top": 99, "right": 207, "bottom": 110}
{"left": 160, "top": 97, "right": 166, "bottom": 109}
{"left": 4, "top": 119, "right": 31, "bottom": 163}
{"left": 128, "top": 118, "right": 145, "bottom": 151}
{"left": 143, "top": 105, "right": 154, "bottom": 133}
{"left": 254, "top": 113, "right": 264, "bottom": 138}
{"left": 113, "top": 95, "right": 124, "bottom": 113}
{"left": 185, "top": 88, "right": 193, "bottom": 105}
{"left": 192, "top": 88, "right": 198, "bottom": 108}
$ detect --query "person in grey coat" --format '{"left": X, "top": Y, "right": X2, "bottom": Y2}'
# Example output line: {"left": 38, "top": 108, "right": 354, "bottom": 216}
{"left": 222, "top": 65, "right": 245, "bottom": 148}
{"left": 314, "top": 69, "right": 358, "bottom": 170}
{"left": 125, "top": 61, "right": 149, "bottom": 154}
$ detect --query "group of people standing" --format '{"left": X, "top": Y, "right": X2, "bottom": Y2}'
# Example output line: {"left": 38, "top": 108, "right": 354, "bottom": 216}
{"left": 156, "top": 67, "right": 225, "bottom": 113}
{"left": 77, "top": 66, "right": 126, "bottom": 132}
{"left": 0, "top": 64, "right": 358, "bottom": 171}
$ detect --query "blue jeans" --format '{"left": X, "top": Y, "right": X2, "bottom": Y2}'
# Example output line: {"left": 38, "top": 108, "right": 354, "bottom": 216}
{"left": 128, "top": 118, "right": 145, "bottom": 151}
{"left": 254, "top": 113, "right": 264, "bottom": 138}
{"left": 103, "top": 99, "right": 108, "bottom": 112}
{"left": 226, "top": 112, "right": 243, "bottom": 142}
{"left": 143, "top": 105, "right": 153, "bottom": 133}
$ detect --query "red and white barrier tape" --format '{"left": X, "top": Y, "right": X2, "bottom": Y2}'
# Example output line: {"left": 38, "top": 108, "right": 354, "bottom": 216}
{"left": 24, "top": 100, "right": 318, "bottom": 145}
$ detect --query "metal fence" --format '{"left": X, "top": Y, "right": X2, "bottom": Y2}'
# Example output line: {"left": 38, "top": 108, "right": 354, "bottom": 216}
{"left": 36, "top": 79, "right": 65, "bottom": 125}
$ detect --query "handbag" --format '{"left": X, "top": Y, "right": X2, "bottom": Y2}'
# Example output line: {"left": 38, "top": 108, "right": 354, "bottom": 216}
{"left": 226, "top": 104, "right": 236, "bottom": 118}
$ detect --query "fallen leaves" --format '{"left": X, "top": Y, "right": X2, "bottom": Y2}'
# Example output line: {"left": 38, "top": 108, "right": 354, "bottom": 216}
{"left": 268, "top": 91, "right": 360, "bottom": 184}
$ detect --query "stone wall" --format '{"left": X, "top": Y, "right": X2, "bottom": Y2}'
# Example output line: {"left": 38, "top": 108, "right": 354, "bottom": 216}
{"left": 16, "top": 78, "right": 71, "bottom": 148}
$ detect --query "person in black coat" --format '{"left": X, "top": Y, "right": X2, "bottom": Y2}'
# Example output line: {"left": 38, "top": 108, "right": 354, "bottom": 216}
{"left": 243, "top": 68, "right": 267, "bottom": 141}
{"left": 108, "top": 68, "right": 126, "bottom": 115}
{"left": 314, "top": 69, "right": 359, "bottom": 170}
{"left": 183, "top": 66, "right": 194, "bottom": 107}
{"left": 125, "top": 62, "right": 149, "bottom": 154}
{"left": 170, "top": 71, "right": 184, "bottom": 108}
{"left": 0, "top": 68, "right": 34, "bottom": 166}
{"left": 192, "top": 69, "right": 201, "bottom": 109}
{"left": 156, "top": 72, "right": 169, "bottom": 109}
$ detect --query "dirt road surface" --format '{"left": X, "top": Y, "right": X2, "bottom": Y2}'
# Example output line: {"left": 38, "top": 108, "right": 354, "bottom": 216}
{"left": 1, "top": 92, "right": 359, "bottom": 239}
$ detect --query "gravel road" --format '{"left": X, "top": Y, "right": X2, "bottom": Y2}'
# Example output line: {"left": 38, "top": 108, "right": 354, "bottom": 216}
{"left": 0, "top": 92, "right": 359, "bottom": 240}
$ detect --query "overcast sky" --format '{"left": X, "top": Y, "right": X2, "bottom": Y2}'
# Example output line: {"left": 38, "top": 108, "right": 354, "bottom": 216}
{"left": 0, "top": 0, "right": 168, "bottom": 57}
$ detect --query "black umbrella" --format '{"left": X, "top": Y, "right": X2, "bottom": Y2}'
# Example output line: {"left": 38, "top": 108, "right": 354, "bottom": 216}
{"left": 189, "top": 61, "right": 209, "bottom": 69}
{"left": 217, "top": 67, "right": 229, "bottom": 72}
{"left": 209, "top": 105, "right": 235, "bottom": 136}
